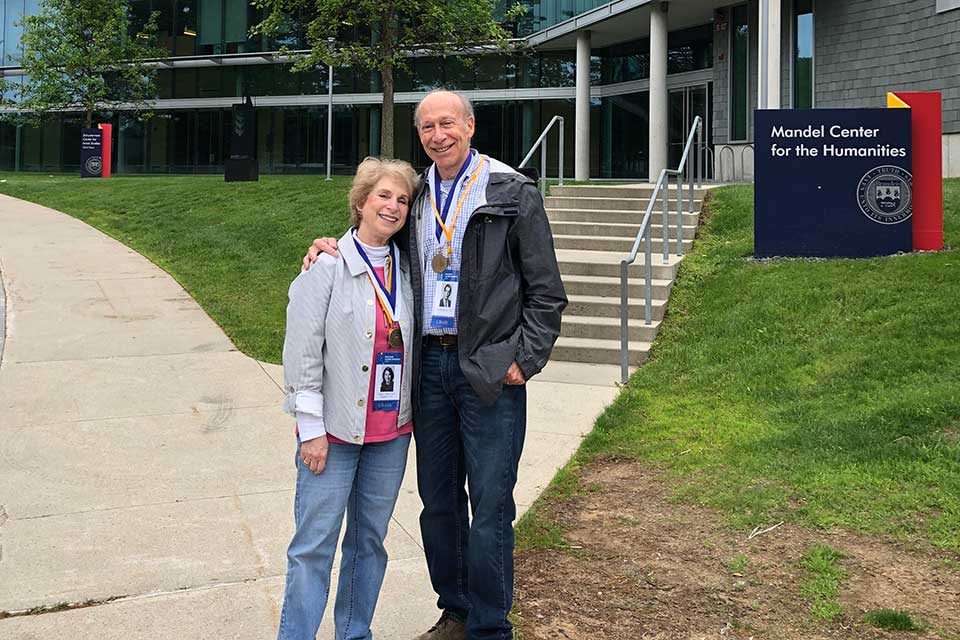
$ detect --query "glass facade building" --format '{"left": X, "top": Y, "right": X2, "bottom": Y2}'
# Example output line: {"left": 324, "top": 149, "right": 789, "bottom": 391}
{"left": 0, "top": 0, "right": 720, "bottom": 178}
{"left": 8, "top": 1, "right": 960, "bottom": 178}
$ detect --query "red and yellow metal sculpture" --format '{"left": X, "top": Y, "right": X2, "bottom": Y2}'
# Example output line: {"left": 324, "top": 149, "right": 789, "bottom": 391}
{"left": 887, "top": 91, "right": 943, "bottom": 251}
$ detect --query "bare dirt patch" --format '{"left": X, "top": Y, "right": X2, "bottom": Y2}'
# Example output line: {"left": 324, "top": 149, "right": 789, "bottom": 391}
{"left": 515, "top": 458, "right": 960, "bottom": 640}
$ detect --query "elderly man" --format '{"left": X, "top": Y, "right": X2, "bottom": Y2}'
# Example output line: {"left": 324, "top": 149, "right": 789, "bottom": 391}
{"left": 304, "top": 89, "right": 566, "bottom": 640}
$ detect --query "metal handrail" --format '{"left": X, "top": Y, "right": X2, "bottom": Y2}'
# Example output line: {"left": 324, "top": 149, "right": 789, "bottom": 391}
{"left": 619, "top": 115, "right": 702, "bottom": 383}
{"left": 519, "top": 115, "right": 564, "bottom": 195}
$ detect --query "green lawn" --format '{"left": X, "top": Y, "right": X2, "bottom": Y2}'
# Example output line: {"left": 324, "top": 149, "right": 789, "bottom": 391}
{"left": 528, "top": 179, "right": 960, "bottom": 552}
{"left": 2, "top": 172, "right": 958, "bottom": 551}
{"left": 0, "top": 173, "right": 352, "bottom": 362}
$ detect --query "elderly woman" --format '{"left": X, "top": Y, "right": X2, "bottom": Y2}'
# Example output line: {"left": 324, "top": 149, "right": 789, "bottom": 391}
{"left": 278, "top": 157, "right": 418, "bottom": 640}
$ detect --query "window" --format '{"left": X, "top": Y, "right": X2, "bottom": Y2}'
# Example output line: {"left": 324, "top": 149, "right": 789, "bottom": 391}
{"left": 793, "top": 0, "right": 813, "bottom": 108}
{"left": 729, "top": 4, "right": 749, "bottom": 141}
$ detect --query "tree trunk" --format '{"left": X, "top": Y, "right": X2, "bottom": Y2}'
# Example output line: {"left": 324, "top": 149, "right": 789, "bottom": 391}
{"left": 379, "top": 14, "right": 396, "bottom": 159}
{"left": 85, "top": 110, "right": 93, "bottom": 129}
{"left": 380, "top": 63, "right": 395, "bottom": 159}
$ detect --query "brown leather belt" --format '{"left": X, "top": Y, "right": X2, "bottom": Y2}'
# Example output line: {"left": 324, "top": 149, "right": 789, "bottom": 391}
{"left": 424, "top": 334, "right": 459, "bottom": 348}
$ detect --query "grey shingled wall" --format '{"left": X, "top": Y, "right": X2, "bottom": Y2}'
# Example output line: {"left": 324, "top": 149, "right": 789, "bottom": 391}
{"left": 814, "top": 0, "right": 960, "bottom": 134}
{"left": 712, "top": 0, "right": 960, "bottom": 143}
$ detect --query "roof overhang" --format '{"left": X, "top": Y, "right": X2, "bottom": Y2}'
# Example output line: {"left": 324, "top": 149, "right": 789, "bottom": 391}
{"left": 526, "top": 0, "right": 727, "bottom": 50}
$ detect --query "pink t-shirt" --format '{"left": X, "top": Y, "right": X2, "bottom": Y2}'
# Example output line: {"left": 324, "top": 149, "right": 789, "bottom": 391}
{"left": 329, "top": 265, "right": 413, "bottom": 444}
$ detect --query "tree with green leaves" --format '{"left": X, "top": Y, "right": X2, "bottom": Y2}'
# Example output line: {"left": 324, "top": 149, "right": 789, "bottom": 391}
{"left": 255, "top": 0, "right": 522, "bottom": 158}
{"left": 15, "top": 0, "right": 165, "bottom": 129}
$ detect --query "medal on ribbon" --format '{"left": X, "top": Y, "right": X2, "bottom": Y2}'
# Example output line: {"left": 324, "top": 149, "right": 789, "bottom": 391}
{"left": 352, "top": 234, "right": 403, "bottom": 349}
{"left": 388, "top": 322, "right": 403, "bottom": 349}
{"left": 428, "top": 151, "right": 486, "bottom": 274}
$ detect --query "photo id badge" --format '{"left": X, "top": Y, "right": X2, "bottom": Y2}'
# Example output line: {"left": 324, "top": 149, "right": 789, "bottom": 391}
{"left": 430, "top": 270, "right": 459, "bottom": 329}
{"left": 373, "top": 352, "right": 402, "bottom": 411}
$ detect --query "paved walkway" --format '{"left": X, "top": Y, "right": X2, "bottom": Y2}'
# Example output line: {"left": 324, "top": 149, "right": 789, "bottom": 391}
{"left": 0, "top": 194, "right": 620, "bottom": 639}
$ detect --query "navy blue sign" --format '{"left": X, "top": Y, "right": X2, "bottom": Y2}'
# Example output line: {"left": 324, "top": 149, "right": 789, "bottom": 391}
{"left": 225, "top": 95, "right": 258, "bottom": 182}
{"left": 80, "top": 128, "right": 103, "bottom": 178}
{"left": 754, "top": 109, "right": 912, "bottom": 258}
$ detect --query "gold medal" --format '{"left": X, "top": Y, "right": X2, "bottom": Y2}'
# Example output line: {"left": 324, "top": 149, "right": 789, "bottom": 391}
{"left": 428, "top": 155, "right": 486, "bottom": 277}
{"left": 431, "top": 252, "right": 448, "bottom": 274}
{"left": 388, "top": 326, "right": 403, "bottom": 349}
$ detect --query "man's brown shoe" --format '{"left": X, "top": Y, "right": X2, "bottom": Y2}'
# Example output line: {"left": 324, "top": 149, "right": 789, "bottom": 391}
{"left": 413, "top": 612, "right": 467, "bottom": 640}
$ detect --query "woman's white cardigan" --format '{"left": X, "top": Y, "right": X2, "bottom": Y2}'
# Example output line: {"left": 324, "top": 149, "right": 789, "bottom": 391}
{"left": 282, "top": 229, "right": 414, "bottom": 444}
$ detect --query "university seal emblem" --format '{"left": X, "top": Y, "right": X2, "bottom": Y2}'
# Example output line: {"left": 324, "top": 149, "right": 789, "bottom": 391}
{"left": 85, "top": 156, "right": 103, "bottom": 176}
{"left": 857, "top": 165, "right": 912, "bottom": 225}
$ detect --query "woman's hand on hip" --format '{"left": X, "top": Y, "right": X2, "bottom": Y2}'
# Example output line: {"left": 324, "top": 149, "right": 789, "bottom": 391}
{"left": 301, "top": 437, "right": 329, "bottom": 474}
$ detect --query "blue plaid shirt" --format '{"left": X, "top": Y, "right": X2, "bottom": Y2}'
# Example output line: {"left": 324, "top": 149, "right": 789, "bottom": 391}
{"left": 420, "top": 150, "right": 490, "bottom": 335}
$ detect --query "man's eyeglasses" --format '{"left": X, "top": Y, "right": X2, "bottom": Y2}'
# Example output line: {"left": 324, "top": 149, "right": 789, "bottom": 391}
{"left": 418, "top": 119, "right": 461, "bottom": 134}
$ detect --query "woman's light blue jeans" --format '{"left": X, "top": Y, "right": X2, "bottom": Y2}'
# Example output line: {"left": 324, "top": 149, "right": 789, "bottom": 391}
{"left": 277, "top": 434, "right": 410, "bottom": 640}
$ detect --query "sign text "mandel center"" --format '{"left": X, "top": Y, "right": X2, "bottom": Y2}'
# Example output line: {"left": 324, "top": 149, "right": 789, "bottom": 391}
{"left": 768, "top": 124, "right": 907, "bottom": 159}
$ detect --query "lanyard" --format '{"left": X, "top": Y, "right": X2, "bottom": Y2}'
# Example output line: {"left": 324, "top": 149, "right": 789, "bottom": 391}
{"left": 428, "top": 152, "right": 486, "bottom": 257}
{"left": 352, "top": 234, "right": 401, "bottom": 325}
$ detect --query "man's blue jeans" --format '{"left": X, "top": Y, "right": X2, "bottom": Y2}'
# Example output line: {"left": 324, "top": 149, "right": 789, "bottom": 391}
{"left": 277, "top": 434, "right": 410, "bottom": 640}
{"left": 416, "top": 344, "right": 527, "bottom": 640}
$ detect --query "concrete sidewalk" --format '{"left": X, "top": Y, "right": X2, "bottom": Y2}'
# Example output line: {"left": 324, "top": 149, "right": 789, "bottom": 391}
{"left": 0, "top": 194, "right": 620, "bottom": 639}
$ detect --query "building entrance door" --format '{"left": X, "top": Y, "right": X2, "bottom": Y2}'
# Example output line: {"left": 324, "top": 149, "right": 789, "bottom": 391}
{"left": 668, "top": 83, "right": 712, "bottom": 179}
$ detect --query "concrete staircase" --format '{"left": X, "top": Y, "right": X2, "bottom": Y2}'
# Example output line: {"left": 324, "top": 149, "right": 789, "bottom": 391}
{"left": 546, "top": 183, "right": 706, "bottom": 367}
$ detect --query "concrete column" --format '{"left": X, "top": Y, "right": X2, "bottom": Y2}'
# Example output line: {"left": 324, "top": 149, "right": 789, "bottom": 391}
{"left": 575, "top": 30, "right": 591, "bottom": 181}
{"left": 758, "top": 0, "right": 782, "bottom": 109}
{"left": 648, "top": 2, "right": 668, "bottom": 182}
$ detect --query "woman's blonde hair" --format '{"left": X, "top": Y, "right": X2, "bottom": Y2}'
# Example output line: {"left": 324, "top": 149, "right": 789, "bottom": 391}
{"left": 349, "top": 157, "right": 419, "bottom": 228}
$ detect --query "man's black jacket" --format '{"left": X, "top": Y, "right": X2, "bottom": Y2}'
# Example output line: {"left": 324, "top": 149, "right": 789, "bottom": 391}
{"left": 396, "top": 156, "right": 568, "bottom": 407}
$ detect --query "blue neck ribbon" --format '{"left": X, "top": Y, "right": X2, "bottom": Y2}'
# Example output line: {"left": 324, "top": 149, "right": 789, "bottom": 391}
{"left": 352, "top": 233, "right": 398, "bottom": 314}
{"left": 433, "top": 149, "right": 476, "bottom": 243}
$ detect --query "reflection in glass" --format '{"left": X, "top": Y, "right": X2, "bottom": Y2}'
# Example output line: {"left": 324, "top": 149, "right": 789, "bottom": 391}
{"left": 119, "top": 115, "right": 147, "bottom": 173}
{"left": 170, "top": 110, "right": 196, "bottom": 170}
{"left": 599, "top": 25, "right": 712, "bottom": 85}
{"left": 794, "top": 0, "right": 813, "bottom": 108}
{"left": 730, "top": 5, "right": 749, "bottom": 141}
{"left": 174, "top": 0, "right": 197, "bottom": 56}
{"left": 174, "top": 67, "right": 197, "bottom": 98}
{"left": 515, "top": 0, "right": 609, "bottom": 36}
{"left": 128, "top": 1, "right": 153, "bottom": 42}
{"left": 154, "top": 0, "right": 176, "bottom": 55}
{"left": 668, "top": 84, "right": 712, "bottom": 178}
{"left": 540, "top": 52, "right": 576, "bottom": 87}
{"left": 3, "top": 0, "right": 25, "bottom": 67}
{"left": 60, "top": 115, "right": 82, "bottom": 171}
{"left": 601, "top": 92, "right": 648, "bottom": 178}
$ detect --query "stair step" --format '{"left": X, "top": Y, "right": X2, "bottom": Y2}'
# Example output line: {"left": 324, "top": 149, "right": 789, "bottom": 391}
{"left": 545, "top": 182, "right": 707, "bottom": 366}
{"left": 550, "top": 185, "right": 708, "bottom": 199}
{"left": 561, "top": 314, "right": 662, "bottom": 342}
{"left": 556, "top": 249, "right": 682, "bottom": 279}
{"left": 550, "top": 220, "right": 698, "bottom": 238}
{"left": 566, "top": 294, "right": 668, "bottom": 321}
{"left": 552, "top": 336, "right": 651, "bottom": 366}
{"left": 546, "top": 196, "right": 703, "bottom": 211}
{"left": 547, "top": 208, "right": 700, "bottom": 225}
{"left": 554, "top": 234, "right": 695, "bottom": 253}
{"left": 562, "top": 274, "right": 673, "bottom": 298}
